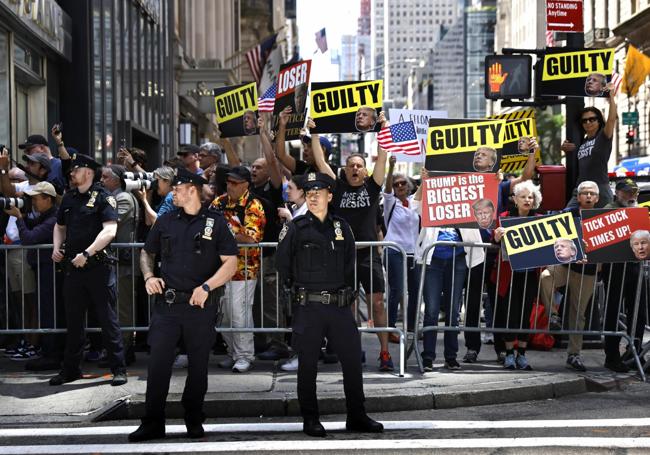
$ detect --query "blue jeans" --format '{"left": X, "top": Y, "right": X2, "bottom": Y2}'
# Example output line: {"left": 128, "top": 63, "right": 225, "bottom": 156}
{"left": 419, "top": 256, "right": 467, "bottom": 361}
{"left": 383, "top": 248, "right": 419, "bottom": 330}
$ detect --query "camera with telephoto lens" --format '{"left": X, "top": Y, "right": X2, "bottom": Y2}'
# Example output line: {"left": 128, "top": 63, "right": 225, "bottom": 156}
{"left": 123, "top": 171, "right": 154, "bottom": 180}
{"left": 123, "top": 178, "right": 152, "bottom": 192}
{"left": 0, "top": 196, "right": 32, "bottom": 213}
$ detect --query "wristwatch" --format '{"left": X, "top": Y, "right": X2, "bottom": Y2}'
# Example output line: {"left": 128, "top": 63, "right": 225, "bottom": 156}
{"left": 82, "top": 250, "right": 90, "bottom": 258}
{"left": 201, "top": 283, "right": 211, "bottom": 293}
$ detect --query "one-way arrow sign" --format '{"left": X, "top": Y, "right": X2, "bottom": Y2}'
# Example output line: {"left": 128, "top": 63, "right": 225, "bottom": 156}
{"left": 546, "top": 0, "right": 583, "bottom": 33}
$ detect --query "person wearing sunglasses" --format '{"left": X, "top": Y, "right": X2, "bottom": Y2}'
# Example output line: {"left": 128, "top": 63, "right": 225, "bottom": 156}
{"left": 561, "top": 81, "right": 617, "bottom": 209}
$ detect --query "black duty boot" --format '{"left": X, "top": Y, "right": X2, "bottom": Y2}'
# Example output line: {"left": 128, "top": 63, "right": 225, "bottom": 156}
{"left": 185, "top": 421, "right": 204, "bottom": 439}
{"left": 303, "top": 418, "right": 326, "bottom": 437}
{"left": 128, "top": 421, "right": 165, "bottom": 442}
{"left": 346, "top": 414, "right": 384, "bottom": 433}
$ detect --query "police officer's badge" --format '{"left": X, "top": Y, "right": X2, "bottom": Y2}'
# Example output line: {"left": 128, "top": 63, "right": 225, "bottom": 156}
{"left": 307, "top": 172, "right": 316, "bottom": 181}
{"left": 87, "top": 191, "right": 98, "bottom": 207}
{"left": 278, "top": 224, "right": 289, "bottom": 243}
{"left": 334, "top": 220, "right": 344, "bottom": 240}
{"left": 106, "top": 195, "right": 117, "bottom": 209}
{"left": 203, "top": 217, "right": 215, "bottom": 240}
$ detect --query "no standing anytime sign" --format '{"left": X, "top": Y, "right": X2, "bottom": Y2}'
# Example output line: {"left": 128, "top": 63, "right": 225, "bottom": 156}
{"left": 546, "top": 0, "right": 584, "bottom": 33}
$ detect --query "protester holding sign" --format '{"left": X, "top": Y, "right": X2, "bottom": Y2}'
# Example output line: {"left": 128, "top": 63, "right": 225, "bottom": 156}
{"left": 383, "top": 156, "right": 420, "bottom": 340}
{"left": 413, "top": 168, "right": 484, "bottom": 372}
{"left": 561, "top": 81, "right": 618, "bottom": 208}
{"left": 540, "top": 181, "right": 600, "bottom": 372}
{"left": 493, "top": 181, "right": 543, "bottom": 371}
{"left": 598, "top": 180, "right": 648, "bottom": 372}
{"left": 213, "top": 82, "right": 259, "bottom": 138}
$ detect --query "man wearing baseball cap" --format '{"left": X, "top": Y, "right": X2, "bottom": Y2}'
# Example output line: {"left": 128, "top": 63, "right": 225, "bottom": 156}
{"left": 18, "top": 133, "right": 65, "bottom": 191}
{"left": 177, "top": 144, "right": 204, "bottom": 176}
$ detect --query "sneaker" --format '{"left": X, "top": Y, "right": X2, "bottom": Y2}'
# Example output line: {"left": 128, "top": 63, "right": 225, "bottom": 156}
{"left": 604, "top": 359, "right": 630, "bottom": 373}
{"left": 462, "top": 350, "right": 478, "bottom": 363}
{"left": 496, "top": 351, "right": 506, "bottom": 364}
{"left": 482, "top": 333, "right": 494, "bottom": 345}
{"left": 257, "top": 348, "right": 290, "bottom": 361}
{"left": 378, "top": 351, "right": 394, "bottom": 372}
{"left": 172, "top": 354, "right": 188, "bottom": 369}
{"left": 549, "top": 313, "right": 562, "bottom": 330}
{"left": 217, "top": 357, "right": 235, "bottom": 369}
{"left": 280, "top": 355, "right": 299, "bottom": 372}
{"left": 444, "top": 359, "right": 461, "bottom": 370}
{"left": 423, "top": 358, "right": 434, "bottom": 372}
{"left": 111, "top": 371, "right": 128, "bottom": 386}
{"left": 566, "top": 354, "right": 586, "bottom": 372}
{"left": 515, "top": 353, "right": 532, "bottom": 370}
{"left": 232, "top": 358, "right": 252, "bottom": 373}
{"left": 10, "top": 346, "right": 41, "bottom": 361}
{"left": 503, "top": 353, "right": 516, "bottom": 370}
{"left": 4, "top": 340, "right": 28, "bottom": 356}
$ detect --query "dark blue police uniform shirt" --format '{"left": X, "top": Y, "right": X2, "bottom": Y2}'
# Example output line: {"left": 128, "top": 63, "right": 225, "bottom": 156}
{"left": 144, "top": 206, "right": 238, "bottom": 291}
{"left": 57, "top": 182, "right": 118, "bottom": 255}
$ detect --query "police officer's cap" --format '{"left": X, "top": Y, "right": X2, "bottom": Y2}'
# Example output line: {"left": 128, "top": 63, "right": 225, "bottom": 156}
{"left": 302, "top": 172, "right": 335, "bottom": 191}
{"left": 172, "top": 166, "right": 208, "bottom": 186}
{"left": 70, "top": 153, "right": 101, "bottom": 171}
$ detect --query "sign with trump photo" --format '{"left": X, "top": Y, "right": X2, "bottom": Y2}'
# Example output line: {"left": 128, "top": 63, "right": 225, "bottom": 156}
{"left": 488, "top": 109, "right": 542, "bottom": 173}
{"left": 213, "top": 82, "right": 259, "bottom": 138}
{"left": 501, "top": 212, "right": 584, "bottom": 271}
{"left": 581, "top": 208, "right": 650, "bottom": 263}
{"left": 426, "top": 118, "right": 506, "bottom": 173}
{"left": 309, "top": 80, "right": 383, "bottom": 134}
{"left": 539, "top": 48, "right": 616, "bottom": 98}
{"left": 273, "top": 59, "right": 312, "bottom": 140}
{"left": 421, "top": 172, "right": 499, "bottom": 229}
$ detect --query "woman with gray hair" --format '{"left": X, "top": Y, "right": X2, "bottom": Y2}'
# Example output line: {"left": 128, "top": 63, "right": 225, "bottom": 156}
{"left": 383, "top": 156, "right": 420, "bottom": 342}
{"left": 137, "top": 166, "right": 176, "bottom": 226}
{"left": 492, "top": 180, "right": 543, "bottom": 371}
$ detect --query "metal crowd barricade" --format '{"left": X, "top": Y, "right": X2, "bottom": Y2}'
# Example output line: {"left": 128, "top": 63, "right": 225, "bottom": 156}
{"left": 410, "top": 240, "right": 647, "bottom": 381}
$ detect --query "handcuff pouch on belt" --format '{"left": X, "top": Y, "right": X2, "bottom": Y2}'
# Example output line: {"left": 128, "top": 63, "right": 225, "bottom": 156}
{"left": 294, "top": 287, "right": 357, "bottom": 308}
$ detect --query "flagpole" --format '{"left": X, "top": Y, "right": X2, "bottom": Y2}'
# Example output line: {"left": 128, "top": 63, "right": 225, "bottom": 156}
{"left": 224, "top": 26, "right": 287, "bottom": 63}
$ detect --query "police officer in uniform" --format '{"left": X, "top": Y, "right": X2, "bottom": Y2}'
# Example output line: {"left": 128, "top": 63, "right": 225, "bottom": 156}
{"left": 129, "top": 167, "right": 238, "bottom": 442}
{"left": 50, "top": 154, "right": 127, "bottom": 386}
{"left": 276, "top": 172, "right": 383, "bottom": 437}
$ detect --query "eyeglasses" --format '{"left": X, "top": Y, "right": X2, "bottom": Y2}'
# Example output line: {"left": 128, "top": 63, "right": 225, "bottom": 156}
{"left": 393, "top": 181, "right": 408, "bottom": 187}
{"left": 581, "top": 117, "right": 598, "bottom": 124}
{"left": 578, "top": 191, "right": 598, "bottom": 196}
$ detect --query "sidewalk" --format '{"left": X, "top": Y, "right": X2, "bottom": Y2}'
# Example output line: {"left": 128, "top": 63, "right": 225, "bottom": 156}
{"left": 0, "top": 333, "right": 640, "bottom": 425}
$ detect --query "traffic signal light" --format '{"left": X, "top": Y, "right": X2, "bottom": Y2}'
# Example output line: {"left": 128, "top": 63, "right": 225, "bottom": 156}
{"left": 484, "top": 55, "right": 532, "bottom": 100}
{"left": 626, "top": 129, "right": 636, "bottom": 145}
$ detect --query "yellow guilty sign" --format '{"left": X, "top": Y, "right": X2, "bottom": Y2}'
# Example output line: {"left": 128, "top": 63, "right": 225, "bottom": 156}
{"left": 503, "top": 212, "right": 578, "bottom": 256}
{"left": 310, "top": 81, "right": 383, "bottom": 119}
{"left": 426, "top": 120, "right": 506, "bottom": 155}
{"left": 502, "top": 117, "right": 537, "bottom": 144}
{"left": 214, "top": 82, "right": 258, "bottom": 123}
{"left": 542, "top": 49, "right": 614, "bottom": 81}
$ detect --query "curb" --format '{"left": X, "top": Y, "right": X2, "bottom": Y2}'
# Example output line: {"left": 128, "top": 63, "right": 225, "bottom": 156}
{"left": 98, "top": 375, "right": 589, "bottom": 422}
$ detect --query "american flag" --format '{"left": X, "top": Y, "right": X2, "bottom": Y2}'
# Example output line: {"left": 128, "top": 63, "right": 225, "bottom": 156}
{"left": 377, "top": 121, "right": 420, "bottom": 156}
{"left": 545, "top": 30, "right": 555, "bottom": 47}
{"left": 257, "top": 82, "right": 277, "bottom": 112}
{"left": 246, "top": 34, "right": 277, "bottom": 85}
{"left": 610, "top": 71, "right": 623, "bottom": 95}
{"left": 315, "top": 28, "right": 328, "bottom": 53}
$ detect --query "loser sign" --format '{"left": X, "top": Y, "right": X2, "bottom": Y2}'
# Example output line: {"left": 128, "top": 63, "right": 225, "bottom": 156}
{"left": 546, "top": 0, "right": 584, "bottom": 33}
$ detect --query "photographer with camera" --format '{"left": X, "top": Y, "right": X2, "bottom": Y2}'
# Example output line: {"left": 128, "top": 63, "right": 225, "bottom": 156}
{"left": 100, "top": 164, "right": 140, "bottom": 365}
{"left": 136, "top": 166, "right": 176, "bottom": 226}
{"left": 4, "top": 182, "right": 63, "bottom": 369}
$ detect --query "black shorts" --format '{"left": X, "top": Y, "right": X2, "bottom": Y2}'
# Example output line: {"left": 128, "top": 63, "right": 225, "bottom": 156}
{"left": 355, "top": 248, "right": 386, "bottom": 294}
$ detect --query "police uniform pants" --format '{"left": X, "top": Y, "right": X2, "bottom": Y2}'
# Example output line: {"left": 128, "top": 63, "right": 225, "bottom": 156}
{"left": 62, "top": 264, "right": 125, "bottom": 374}
{"left": 144, "top": 298, "right": 219, "bottom": 424}
{"left": 294, "top": 302, "right": 365, "bottom": 420}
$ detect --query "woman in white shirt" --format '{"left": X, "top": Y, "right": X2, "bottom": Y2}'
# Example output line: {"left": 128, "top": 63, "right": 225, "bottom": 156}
{"left": 383, "top": 156, "right": 420, "bottom": 342}
{"left": 278, "top": 175, "right": 307, "bottom": 222}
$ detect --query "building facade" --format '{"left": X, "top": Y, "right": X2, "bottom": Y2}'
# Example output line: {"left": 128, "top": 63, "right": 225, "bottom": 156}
{"left": 0, "top": 0, "right": 72, "bottom": 157}
{"left": 465, "top": 0, "right": 496, "bottom": 118}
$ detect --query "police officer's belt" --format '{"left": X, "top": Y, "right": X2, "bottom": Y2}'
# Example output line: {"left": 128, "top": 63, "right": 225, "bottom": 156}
{"left": 304, "top": 291, "right": 344, "bottom": 306}
{"left": 163, "top": 289, "right": 193, "bottom": 304}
